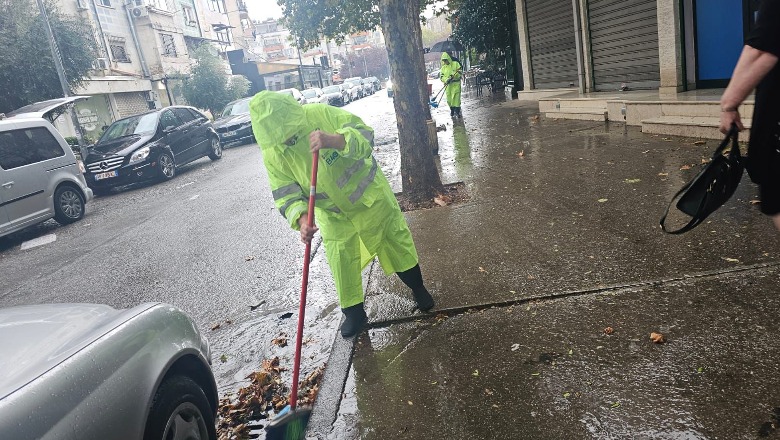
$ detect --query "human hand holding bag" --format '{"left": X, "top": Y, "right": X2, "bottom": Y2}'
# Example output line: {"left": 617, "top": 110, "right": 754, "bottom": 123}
{"left": 660, "top": 126, "right": 744, "bottom": 234}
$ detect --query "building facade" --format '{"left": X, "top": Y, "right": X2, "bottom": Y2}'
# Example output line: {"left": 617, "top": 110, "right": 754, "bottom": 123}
{"left": 513, "top": 0, "right": 761, "bottom": 94}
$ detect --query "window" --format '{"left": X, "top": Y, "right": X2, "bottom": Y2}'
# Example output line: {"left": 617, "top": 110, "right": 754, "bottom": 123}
{"left": 97, "top": 0, "right": 111, "bottom": 7}
{"left": 171, "top": 108, "right": 195, "bottom": 124}
{"left": 160, "top": 33, "right": 177, "bottom": 57}
{"left": 186, "top": 108, "right": 208, "bottom": 121}
{"left": 183, "top": 6, "right": 196, "bottom": 25}
{"left": 108, "top": 36, "right": 130, "bottom": 63}
{"left": 0, "top": 127, "right": 64, "bottom": 170}
{"left": 216, "top": 29, "right": 231, "bottom": 44}
{"left": 159, "top": 110, "right": 182, "bottom": 131}
{"left": 208, "top": 0, "right": 225, "bottom": 13}
{"left": 149, "top": 0, "right": 167, "bottom": 10}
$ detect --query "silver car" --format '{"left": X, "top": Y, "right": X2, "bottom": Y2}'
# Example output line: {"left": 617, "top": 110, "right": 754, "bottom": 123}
{"left": 0, "top": 303, "right": 217, "bottom": 440}
{"left": 0, "top": 98, "right": 94, "bottom": 238}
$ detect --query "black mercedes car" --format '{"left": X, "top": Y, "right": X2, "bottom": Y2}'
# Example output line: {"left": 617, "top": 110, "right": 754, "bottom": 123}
{"left": 213, "top": 98, "right": 254, "bottom": 147}
{"left": 84, "top": 106, "right": 221, "bottom": 194}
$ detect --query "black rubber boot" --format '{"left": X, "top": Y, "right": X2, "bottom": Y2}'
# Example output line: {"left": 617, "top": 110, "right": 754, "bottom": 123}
{"left": 412, "top": 287, "right": 435, "bottom": 312}
{"left": 340, "top": 303, "right": 367, "bottom": 338}
{"left": 397, "top": 264, "right": 435, "bottom": 312}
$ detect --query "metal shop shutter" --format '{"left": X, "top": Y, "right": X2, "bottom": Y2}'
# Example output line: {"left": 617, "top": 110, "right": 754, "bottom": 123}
{"left": 587, "top": 0, "right": 660, "bottom": 91}
{"left": 525, "top": 0, "right": 579, "bottom": 89}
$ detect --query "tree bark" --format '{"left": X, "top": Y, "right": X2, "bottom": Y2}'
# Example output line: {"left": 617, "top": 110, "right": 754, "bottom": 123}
{"left": 379, "top": 0, "right": 444, "bottom": 204}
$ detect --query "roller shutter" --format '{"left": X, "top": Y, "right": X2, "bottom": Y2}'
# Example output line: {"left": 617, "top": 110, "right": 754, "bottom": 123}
{"left": 587, "top": 0, "right": 660, "bottom": 91}
{"left": 525, "top": 0, "right": 579, "bottom": 89}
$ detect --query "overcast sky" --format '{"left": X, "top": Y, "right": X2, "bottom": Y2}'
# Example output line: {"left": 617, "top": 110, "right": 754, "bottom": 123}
{"left": 245, "top": 0, "right": 284, "bottom": 21}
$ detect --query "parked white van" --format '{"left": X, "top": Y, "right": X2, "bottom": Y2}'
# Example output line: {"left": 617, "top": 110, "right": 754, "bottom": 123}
{"left": 0, "top": 97, "right": 93, "bottom": 239}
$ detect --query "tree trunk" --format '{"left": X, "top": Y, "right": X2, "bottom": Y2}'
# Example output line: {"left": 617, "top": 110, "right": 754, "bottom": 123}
{"left": 379, "top": 0, "right": 444, "bottom": 204}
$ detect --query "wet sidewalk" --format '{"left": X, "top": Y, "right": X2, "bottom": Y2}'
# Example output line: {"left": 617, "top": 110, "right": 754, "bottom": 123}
{"left": 310, "top": 96, "right": 780, "bottom": 439}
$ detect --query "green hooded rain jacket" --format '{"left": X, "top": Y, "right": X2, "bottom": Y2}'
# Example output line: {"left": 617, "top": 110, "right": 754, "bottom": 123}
{"left": 440, "top": 52, "right": 462, "bottom": 107}
{"left": 250, "top": 91, "right": 419, "bottom": 308}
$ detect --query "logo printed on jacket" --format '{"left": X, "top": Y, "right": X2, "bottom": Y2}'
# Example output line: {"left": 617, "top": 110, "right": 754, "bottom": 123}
{"left": 325, "top": 150, "right": 340, "bottom": 166}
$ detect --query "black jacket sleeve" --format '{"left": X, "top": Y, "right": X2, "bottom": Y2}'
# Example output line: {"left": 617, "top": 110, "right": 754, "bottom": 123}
{"left": 746, "top": 1, "right": 780, "bottom": 57}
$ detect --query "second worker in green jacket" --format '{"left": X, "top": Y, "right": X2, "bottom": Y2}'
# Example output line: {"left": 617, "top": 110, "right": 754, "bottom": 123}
{"left": 250, "top": 91, "right": 435, "bottom": 338}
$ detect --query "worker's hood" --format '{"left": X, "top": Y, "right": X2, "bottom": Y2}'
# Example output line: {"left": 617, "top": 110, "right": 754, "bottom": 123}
{"left": 441, "top": 52, "right": 453, "bottom": 63}
{"left": 250, "top": 91, "right": 306, "bottom": 151}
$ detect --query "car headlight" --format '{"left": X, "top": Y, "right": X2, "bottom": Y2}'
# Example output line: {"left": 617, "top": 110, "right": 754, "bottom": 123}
{"left": 128, "top": 146, "right": 151, "bottom": 165}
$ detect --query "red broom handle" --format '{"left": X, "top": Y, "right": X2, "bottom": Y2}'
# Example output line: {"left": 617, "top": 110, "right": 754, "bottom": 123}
{"left": 290, "top": 151, "right": 318, "bottom": 410}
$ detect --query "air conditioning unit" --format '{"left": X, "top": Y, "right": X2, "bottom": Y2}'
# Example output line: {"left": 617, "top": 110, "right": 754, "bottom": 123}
{"left": 92, "top": 58, "right": 109, "bottom": 70}
{"left": 131, "top": 6, "right": 148, "bottom": 18}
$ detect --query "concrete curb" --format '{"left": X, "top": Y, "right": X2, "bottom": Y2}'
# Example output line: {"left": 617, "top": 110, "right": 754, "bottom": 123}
{"left": 306, "top": 316, "right": 354, "bottom": 439}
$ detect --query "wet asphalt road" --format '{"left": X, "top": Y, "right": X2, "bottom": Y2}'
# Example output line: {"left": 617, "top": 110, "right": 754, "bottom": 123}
{"left": 0, "top": 90, "right": 399, "bottom": 395}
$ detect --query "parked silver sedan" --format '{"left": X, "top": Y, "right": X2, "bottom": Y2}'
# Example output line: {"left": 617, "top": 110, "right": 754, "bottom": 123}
{"left": 0, "top": 303, "right": 217, "bottom": 440}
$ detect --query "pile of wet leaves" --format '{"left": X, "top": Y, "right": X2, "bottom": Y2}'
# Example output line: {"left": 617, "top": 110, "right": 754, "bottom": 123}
{"left": 217, "top": 357, "right": 326, "bottom": 440}
{"left": 398, "top": 182, "right": 468, "bottom": 212}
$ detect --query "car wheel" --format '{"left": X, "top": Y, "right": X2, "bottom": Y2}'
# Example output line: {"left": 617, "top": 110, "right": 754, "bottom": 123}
{"left": 159, "top": 152, "right": 176, "bottom": 180}
{"left": 208, "top": 137, "right": 222, "bottom": 161}
{"left": 53, "top": 185, "right": 85, "bottom": 225}
{"left": 143, "top": 375, "right": 216, "bottom": 440}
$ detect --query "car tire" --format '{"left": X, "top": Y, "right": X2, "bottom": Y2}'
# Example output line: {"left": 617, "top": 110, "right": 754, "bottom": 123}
{"left": 158, "top": 152, "right": 176, "bottom": 180}
{"left": 208, "top": 137, "right": 222, "bottom": 161}
{"left": 143, "top": 375, "right": 216, "bottom": 440}
{"left": 53, "top": 185, "right": 85, "bottom": 225}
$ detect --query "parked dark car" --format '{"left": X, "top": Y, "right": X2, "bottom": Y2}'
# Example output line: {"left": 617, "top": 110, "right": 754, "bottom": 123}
{"left": 321, "top": 85, "right": 348, "bottom": 106}
{"left": 365, "top": 76, "right": 381, "bottom": 92}
{"left": 83, "top": 106, "right": 221, "bottom": 194}
{"left": 213, "top": 98, "right": 254, "bottom": 147}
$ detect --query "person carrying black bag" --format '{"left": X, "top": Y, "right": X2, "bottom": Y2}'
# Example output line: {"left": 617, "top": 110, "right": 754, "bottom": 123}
{"left": 719, "top": 0, "right": 780, "bottom": 230}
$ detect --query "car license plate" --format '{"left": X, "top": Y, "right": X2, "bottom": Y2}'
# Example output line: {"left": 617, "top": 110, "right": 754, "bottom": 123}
{"left": 95, "top": 171, "right": 118, "bottom": 180}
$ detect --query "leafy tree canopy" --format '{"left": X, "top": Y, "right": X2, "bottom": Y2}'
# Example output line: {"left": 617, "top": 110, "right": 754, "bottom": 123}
{"left": 0, "top": 0, "right": 99, "bottom": 113}
{"left": 182, "top": 45, "right": 250, "bottom": 117}
{"left": 449, "top": 0, "right": 512, "bottom": 64}
{"left": 277, "top": 0, "right": 433, "bottom": 50}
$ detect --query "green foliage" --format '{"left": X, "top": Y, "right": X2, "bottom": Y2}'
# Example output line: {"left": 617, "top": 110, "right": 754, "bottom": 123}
{"left": 278, "top": 0, "right": 436, "bottom": 49}
{"left": 450, "top": 0, "right": 513, "bottom": 69}
{"left": 0, "top": 0, "right": 100, "bottom": 113}
{"left": 182, "top": 45, "right": 250, "bottom": 115}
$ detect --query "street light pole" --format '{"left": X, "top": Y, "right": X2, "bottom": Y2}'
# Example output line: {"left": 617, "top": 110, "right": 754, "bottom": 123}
{"left": 35, "top": 0, "right": 85, "bottom": 150}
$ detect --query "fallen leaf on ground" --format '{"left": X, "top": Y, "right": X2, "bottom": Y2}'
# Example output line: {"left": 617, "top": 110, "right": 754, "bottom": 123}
{"left": 485, "top": 389, "right": 494, "bottom": 396}
{"left": 598, "top": 198, "right": 608, "bottom": 203}
{"left": 219, "top": 354, "right": 227, "bottom": 363}
{"left": 527, "top": 274, "right": 536, "bottom": 280}
{"left": 611, "top": 402, "right": 621, "bottom": 408}
{"left": 433, "top": 197, "right": 449, "bottom": 207}
{"left": 604, "top": 327, "right": 614, "bottom": 335}
{"left": 511, "top": 343, "right": 520, "bottom": 352}
{"left": 478, "top": 266, "right": 489, "bottom": 274}
{"left": 694, "top": 141, "right": 707, "bottom": 145}
{"left": 407, "top": 401, "right": 414, "bottom": 405}
{"left": 472, "top": 369, "right": 479, "bottom": 376}
{"left": 211, "top": 323, "right": 221, "bottom": 331}
{"left": 680, "top": 165, "right": 692, "bottom": 170}
{"left": 722, "top": 257, "right": 740, "bottom": 263}
{"left": 642, "top": 150, "right": 650, "bottom": 154}
{"left": 245, "top": 256, "right": 255, "bottom": 261}
{"left": 271, "top": 333, "right": 288, "bottom": 347}
{"left": 658, "top": 172, "right": 669, "bottom": 177}
{"left": 517, "top": 150, "right": 525, "bottom": 158}
{"left": 625, "top": 178, "right": 641, "bottom": 184}
{"left": 750, "top": 200, "right": 761, "bottom": 205}
{"left": 650, "top": 332, "right": 666, "bottom": 343}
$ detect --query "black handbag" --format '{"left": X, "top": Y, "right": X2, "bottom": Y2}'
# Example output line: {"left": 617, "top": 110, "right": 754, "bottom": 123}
{"left": 660, "top": 127, "right": 744, "bottom": 234}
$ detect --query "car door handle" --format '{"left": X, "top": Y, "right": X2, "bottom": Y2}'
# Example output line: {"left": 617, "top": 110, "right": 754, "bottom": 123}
{"left": 1, "top": 182, "right": 13, "bottom": 189}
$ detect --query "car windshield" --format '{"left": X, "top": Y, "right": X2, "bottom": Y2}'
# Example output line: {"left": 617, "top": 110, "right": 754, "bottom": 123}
{"left": 302, "top": 89, "right": 320, "bottom": 99}
{"left": 100, "top": 113, "right": 158, "bottom": 142}
{"left": 322, "top": 86, "right": 341, "bottom": 93}
{"left": 221, "top": 99, "right": 250, "bottom": 117}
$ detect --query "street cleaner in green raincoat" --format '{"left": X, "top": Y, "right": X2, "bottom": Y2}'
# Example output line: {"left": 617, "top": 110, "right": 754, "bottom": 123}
{"left": 440, "top": 52, "right": 463, "bottom": 118}
{"left": 250, "top": 91, "right": 435, "bottom": 337}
